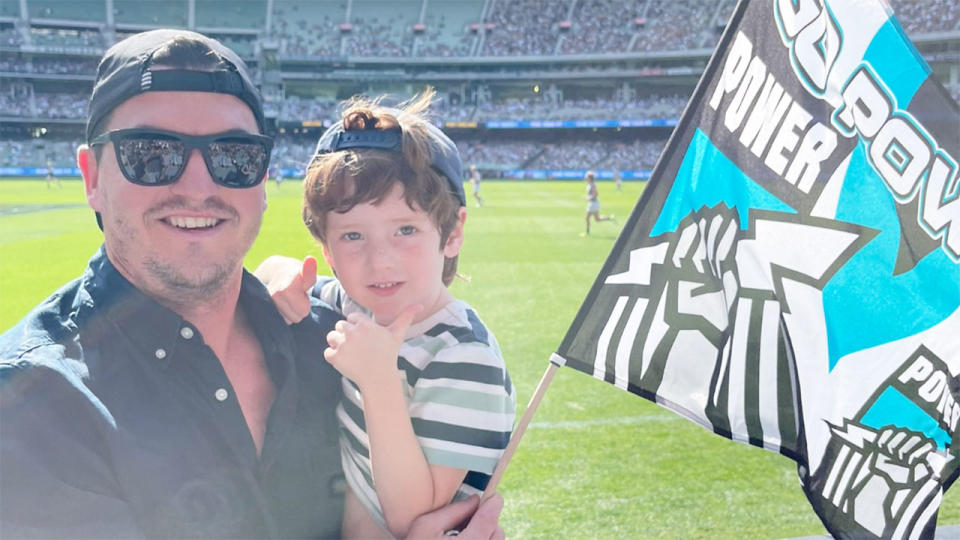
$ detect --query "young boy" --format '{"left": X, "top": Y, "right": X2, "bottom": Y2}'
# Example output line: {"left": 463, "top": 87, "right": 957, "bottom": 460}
{"left": 258, "top": 91, "right": 515, "bottom": 539}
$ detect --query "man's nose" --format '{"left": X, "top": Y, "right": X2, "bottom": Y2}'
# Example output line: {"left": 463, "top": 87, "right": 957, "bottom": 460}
{"left": 169, "top": 149, "right": 218, "bottom": 198}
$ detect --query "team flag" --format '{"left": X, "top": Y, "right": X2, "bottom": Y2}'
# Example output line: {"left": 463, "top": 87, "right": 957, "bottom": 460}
{"left": 554, "top": 0, "right": 960, "bottom": 536}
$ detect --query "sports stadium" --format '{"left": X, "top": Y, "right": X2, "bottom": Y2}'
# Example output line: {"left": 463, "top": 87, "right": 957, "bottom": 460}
{"left": 3, "top": 0, "right": 955, "bottom": 178}
{"left": 2, "top": 1, "right": 960, "bottom": 538}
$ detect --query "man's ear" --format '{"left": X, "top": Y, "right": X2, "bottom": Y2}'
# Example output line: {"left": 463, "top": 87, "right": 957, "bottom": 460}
{"left": 443, "top": 207, "right": 467, "bottom": 257}
{"left": 261, "top": 173, "right": 269, "bottom": 212}
{"left": 78, "top": 145, "right": 102, "bottom": 211}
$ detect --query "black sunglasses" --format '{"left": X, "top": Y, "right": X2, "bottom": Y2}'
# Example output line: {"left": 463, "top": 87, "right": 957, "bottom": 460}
{"left": 89, "top": 128, "right": 273, "bottom": 188}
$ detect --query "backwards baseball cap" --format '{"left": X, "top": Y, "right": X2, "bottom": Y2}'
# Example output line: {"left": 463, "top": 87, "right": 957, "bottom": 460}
{"left": 313, "top": 116, "right": 466, "bottom": 206}
{"left": 86, "top": 29, "right": 266, "bottom": 142}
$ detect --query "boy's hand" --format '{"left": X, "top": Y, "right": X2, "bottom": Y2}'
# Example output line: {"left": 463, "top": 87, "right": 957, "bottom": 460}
{"left": 324, "top": 304, "right": 422, "bottom": 389}
{"left": 254, "top": 255, "right": 317, "bottom": 324}
{"left": 404, "top": 494, "right": 505, "bottom": 540}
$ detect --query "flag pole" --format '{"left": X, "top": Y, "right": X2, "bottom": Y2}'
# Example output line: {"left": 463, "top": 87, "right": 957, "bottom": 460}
{"left": 481, "top": 353, "right": 567, "bottom": 501}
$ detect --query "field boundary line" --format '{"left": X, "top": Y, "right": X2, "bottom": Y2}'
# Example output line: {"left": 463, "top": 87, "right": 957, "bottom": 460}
{"left": 529, "top": 415, "right": 682, "bottom": 430}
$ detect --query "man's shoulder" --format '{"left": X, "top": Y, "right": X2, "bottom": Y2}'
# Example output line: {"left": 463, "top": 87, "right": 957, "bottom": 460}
{"left": 0, "top": 324, "right": 93, "bottom": 428}
{"left": 0, "top": 278, "right": 85, "bottom": 366}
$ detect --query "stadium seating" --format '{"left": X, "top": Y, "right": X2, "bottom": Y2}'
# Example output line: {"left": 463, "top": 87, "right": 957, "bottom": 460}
{"left": 195, "top": 0, "right": 265, "bottom": 30}
{"left": 114, "top": 0, "right": 188, "bottom": 27}
{"left": 481, "top": 1, "right": 568, "bottom": 56}
{"left": 27, "top": 0, "right": 106, "bottom": 23}
{"left": 416, "top": 0, "right": 483, "bottom": 57}
{"left": 889, "top": 0, "right": 960, "bottom": 34}
{"left": 271, "top": 1, "right": 343, "bottom": 57}
{"left": 1, "top": 0, "right": 957, "bottom": 177}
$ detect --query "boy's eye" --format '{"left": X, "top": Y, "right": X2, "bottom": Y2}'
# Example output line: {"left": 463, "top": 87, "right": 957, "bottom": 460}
{"left": 397, "top": 225, "right": 417, "bottom": 236}
{"left": 342, "top": 232, "right": 362, "bottom": 241}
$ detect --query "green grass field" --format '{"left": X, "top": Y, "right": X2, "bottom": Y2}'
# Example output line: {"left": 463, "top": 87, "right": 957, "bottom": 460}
{"left": 2, "top": 178, "right": 958, "bottom": 538}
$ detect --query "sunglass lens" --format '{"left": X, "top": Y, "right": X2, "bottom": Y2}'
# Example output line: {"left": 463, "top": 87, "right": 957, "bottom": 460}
{"left": 117, "top": 136, "right": 185, "bottom": 186}
{"left": 208, "top": 140, "right": 269, "bottom": 188}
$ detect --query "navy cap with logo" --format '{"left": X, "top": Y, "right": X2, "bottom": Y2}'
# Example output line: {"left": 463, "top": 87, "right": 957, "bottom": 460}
{"left": 86, "top": 29, "right": 266, "bottom": 142}
{"left": 313, "top": 117, "right": 466, "bottom": 206}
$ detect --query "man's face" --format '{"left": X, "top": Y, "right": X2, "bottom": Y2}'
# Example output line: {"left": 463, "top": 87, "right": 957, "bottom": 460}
{"left": 81, "top": 91, "right": 267, "bottom": 302}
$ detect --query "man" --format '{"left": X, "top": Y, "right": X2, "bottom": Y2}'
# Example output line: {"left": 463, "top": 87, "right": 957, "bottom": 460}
{"left": 0, "top": 29, "right": 503, "bottom": 539}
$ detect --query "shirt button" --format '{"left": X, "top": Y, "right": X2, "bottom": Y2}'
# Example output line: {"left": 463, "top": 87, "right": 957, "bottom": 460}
{"left": 155, "top": 348, "right": 167, "bottom": 359}
{"left": 214, "top": 388, "right": 229, "bottom": 402}
{"left": 180, "top": 327, "right": 194, "bottom": 339}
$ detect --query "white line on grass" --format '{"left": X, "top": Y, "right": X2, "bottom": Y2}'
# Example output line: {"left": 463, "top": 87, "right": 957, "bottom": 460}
{"left": 534, "top": 190, "right": 580, "bottom": 209}
{"left": 529, "top": 415, "right": 682, "bottom": 430}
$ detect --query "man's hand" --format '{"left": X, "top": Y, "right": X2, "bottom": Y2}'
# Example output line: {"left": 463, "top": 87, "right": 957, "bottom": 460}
{"left": 254, "top": 255, "right": 317, "bottom": 324}
{"left": 324, "top": 305, "right": 421, "bottom": 390}
{"left": 403, "top": 494, "right": 505, "bottom": 540}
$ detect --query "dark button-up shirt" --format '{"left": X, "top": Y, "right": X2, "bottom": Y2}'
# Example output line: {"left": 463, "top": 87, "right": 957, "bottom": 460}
{"left": 0, "top": 247, "right": 345, "bottom": 538}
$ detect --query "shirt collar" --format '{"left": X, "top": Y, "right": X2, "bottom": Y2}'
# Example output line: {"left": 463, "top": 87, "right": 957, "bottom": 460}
{"left": 77, "top": 246, "right": 296, "bottom": 372}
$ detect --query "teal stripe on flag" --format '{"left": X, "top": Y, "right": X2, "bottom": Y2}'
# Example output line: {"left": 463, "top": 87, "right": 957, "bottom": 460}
{"left": 861, "top": 18, "right": 930, "bottom": 107}
{"left": 860, "top": 386, "right": 950, "bottom": 449}
{"left": 651, "top": 129, "right": 794, "bottom": 236}
{"left": 823, "top": 143, "right": 960, "bottom": 370}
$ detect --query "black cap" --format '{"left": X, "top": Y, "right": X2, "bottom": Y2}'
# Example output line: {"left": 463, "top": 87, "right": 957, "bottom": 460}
{"left": 313, "top": 117, "right": 465, "bottom": 206}
{"left": 86, "top": 29, "right": 266, "bottom": 142}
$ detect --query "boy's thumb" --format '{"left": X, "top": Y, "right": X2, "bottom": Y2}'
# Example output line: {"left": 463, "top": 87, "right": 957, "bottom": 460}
{"left": 389, "top": 304, "right": 423, "bottom": 339}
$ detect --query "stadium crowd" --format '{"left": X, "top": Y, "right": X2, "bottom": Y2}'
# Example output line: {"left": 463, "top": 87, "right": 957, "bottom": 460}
{"left": 0, "top": 0, "right": 956, "bottom": 58}
{"left": 1, "top": 135, "right": 668, "bottom": 175}
{"left": 889, "top": 0, "right": 960, "bottom": 34}
{"left": 2, "top": 83, "right": 689, "bottom": 124}
{"left": 0, "top": 84, "right": 87, "bottom": 119}
{"left": 469, "top": 94, "right": 687, "bottom": 122}
{"left": 0, "top": 55, "right": 97, "bottom": 75}
{"left": 1, "top": 0, "right": 955, "bottom": 176}
{"left": 0, "top": 139, "right": 77, "bottom": 168}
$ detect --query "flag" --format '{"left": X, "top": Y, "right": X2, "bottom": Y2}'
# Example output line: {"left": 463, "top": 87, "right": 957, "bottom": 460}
{"left": 555, "top": 0, "right": 960, "bottom": 537}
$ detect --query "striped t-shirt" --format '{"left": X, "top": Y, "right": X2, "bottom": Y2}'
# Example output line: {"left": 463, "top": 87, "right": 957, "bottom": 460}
{"left": 314, "top": 278, "right": 516, "bottom": 531}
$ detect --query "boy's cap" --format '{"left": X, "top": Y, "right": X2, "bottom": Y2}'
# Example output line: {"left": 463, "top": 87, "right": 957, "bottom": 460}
{"left": 86, "top": 29, "right": 266, "bottom": 142}
{"left": 313, "top": 118, "right": 466, "bottom": 206}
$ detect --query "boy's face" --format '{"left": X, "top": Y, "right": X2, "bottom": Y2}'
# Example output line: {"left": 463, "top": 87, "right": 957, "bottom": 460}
{"left": 322, "top": 182, "right": 465, "bottom": 326}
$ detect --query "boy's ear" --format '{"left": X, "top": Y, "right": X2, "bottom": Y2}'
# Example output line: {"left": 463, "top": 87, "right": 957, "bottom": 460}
{"left": 443, "top": 207, "right": 467, "bottom": 257}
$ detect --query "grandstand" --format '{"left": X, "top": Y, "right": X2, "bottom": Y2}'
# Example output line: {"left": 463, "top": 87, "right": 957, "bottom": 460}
{"left": 2, "top": 0, "right": 958, "bottom": 177}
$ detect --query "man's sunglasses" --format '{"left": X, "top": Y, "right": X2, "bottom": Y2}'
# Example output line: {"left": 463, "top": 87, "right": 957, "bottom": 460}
{"left": 89, "top": 128, "right": 273, "bottom": 188}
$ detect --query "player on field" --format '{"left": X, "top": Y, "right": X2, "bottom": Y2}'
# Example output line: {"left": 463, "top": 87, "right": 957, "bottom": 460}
{"left": 583, "top": 169, "right": 615, "bottom": 236}
{"left": 45, "top": 160, "right": 61, "bottom": 189}
{"left": 469, "top": 164, "right": 484, "bottom": 207}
